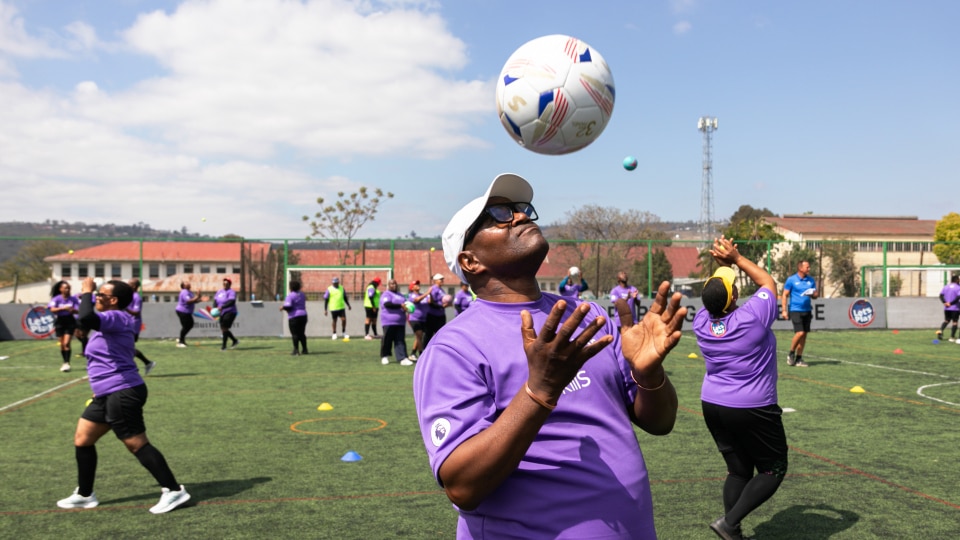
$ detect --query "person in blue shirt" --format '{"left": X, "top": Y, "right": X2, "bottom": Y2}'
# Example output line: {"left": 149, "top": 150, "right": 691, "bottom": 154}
{"left": 558, "top": 266, "right": 589, "bottom": 299}
{"left": 781, "top": 261, "right": 818, "bottom": 367}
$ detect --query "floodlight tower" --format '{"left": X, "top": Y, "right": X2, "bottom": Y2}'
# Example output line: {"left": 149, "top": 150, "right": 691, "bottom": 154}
{"left": 697, "top": 116, "right": 718, "bottom": 244}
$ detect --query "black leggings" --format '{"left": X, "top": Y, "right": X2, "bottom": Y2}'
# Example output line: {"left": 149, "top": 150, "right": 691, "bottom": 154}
{"left": 177, "top": 312, "right": 194, "bottom": 343}
{"left": 702, "top": 401, "right": 788, "bottom": 526}
{"left": 288, "top": 315, "right": 308, "bottom": 353}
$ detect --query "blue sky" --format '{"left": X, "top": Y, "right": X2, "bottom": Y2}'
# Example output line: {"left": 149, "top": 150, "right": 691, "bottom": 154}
{"left": 2, "top": 0, "right": 957, "bottom": 239}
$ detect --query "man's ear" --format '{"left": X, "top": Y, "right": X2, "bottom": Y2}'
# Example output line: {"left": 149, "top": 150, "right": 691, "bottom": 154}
{"left": 458, "top": 251, "right": 484, "bottom": 278}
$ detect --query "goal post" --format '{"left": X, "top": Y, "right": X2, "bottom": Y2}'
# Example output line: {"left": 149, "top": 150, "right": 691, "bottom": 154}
{"left": 861, "top": 265, "right": 960, "bottom": 297}
{"left": 284, "top": 265, "right": 393, "bottom": 302}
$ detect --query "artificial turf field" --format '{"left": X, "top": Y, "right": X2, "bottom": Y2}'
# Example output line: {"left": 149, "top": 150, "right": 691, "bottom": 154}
{"left": 1, "top": 328, "right": 958, "bottom": 539}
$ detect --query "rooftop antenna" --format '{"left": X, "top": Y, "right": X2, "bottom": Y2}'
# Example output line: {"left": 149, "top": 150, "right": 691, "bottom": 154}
{"left": 698, "top": 116, "right": 718, "bottom": 245}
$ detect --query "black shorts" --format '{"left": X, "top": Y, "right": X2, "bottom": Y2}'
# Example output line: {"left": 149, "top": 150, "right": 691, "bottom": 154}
{"left": 364, "top": 307, "right": 378, "bottom": 319}
{"left": 944, "top": 310, "right": 960, "bottom": 323}
{"left": 789, "top": 311, "right": 812, "bottom": 333}
{"left": 330, "top": 309, "right": 346, "bottom": 321}
{"left": 55, "top": 317, "right": 77, "bottom": 337}
{"left": 219, "top": 310, "right": 237, "bottom": 330}
{"left": 409, "top": 320, "right": 425, "bottom": 332}
{"left": 82, "top": 384, "right": 148, "bottom": 440}
{"left": 702, "top": 401, "right": 788, "bottom": 474}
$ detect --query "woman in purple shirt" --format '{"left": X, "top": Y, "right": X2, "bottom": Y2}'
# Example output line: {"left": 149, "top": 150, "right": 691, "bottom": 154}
{"left": 379, "top": 279, "right": 413, "bottom": 365}
{"left": 56, "top": 277, "right": 190, "bottom": 514}
{"left": 406, "top": 280, "right": 429, "bottom": 360}
{"left": 280, "top": 280, "right": 308, "bottom": 356}
{"left": 694, "top": 236, "right": 788, "bottom": 540}
{"left": 213, "top": 278, "right": 239, "bottom": 351}
{"left": 48, "top": 281, "right": 79, "bottom": 373}
{"left": 175, "top": 282, "right": 204, "bottom": 348}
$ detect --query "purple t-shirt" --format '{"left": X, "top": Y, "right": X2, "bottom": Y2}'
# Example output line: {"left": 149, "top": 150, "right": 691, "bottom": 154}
{"left": 695, "top": 289, "right": 779, "bottom": 408}
{"left": 379, "top": 290, "right": 407, "bottom": 327}
{"left": 558, "top": 277, "right": 586, "bottom": 299}
{"left": 176, "top": 289, "right": 195, "bottom": 314}
{"left": 85, "top": 309, "right": 144, "bottom": 397}
{"left": 453, "top": 289, "right": 472, "bottom": 314}
{"left": 427, "top": 284, "right": 446, "bottom": 316}
{"left": 48, "top": 295, "right": 79, "bottom": 319}
{"left": 609, "top": 284, "right": 640, "bottom": 326}
{"left": 214, "top": 288, "right": 238, "bottom": 315}
{"left": 407, "top": 292, "right": 427, "bottom": 323}
{"left": 413, "top": 293, "right": 657, "bottom": 539}
{"left": 129, "top": 292, "right": 143, "bottom": 319}
{"left": 283, "top": 291, "right": 307, "bottom": 318}
{"left": 941, "top": 283, "right": 960, "bottom": 312}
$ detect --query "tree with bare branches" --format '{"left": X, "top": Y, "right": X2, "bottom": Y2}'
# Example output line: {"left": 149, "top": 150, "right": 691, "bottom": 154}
{"left": 303, "top": 187, "right": 394, "bottom": 265}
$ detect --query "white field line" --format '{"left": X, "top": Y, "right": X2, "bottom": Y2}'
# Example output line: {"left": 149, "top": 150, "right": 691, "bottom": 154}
{"left": 802, "top": 353, "right": 960, "bottom": 407}
{"left": 0, "top": 377, "right": 88, "bottom": 412}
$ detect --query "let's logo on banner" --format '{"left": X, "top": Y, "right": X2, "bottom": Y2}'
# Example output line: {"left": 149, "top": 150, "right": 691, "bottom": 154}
{"left": 848, "top": 299, "right": 876, "bottom": 328}
{"left": 22, "top": 306, "right": 55, "bottom": 339}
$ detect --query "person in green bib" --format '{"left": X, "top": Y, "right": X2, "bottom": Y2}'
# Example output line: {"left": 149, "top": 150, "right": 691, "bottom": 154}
{"left": 323, "top": 277, "right": 352, "bottom": 340}
{"left": 364, "top": 277, "right": 383, "bottom": 340}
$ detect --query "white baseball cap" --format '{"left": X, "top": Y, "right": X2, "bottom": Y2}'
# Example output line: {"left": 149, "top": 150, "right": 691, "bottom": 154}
{"left": 432, "top": 273, "right": 445, "bottom": 281}
{"left": 442, "top": 173, "right": 534, "bottom": 283}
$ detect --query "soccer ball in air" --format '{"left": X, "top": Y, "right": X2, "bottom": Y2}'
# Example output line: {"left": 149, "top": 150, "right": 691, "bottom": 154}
{"left": 496, "top": 35, "right": 615, "bottom": 155}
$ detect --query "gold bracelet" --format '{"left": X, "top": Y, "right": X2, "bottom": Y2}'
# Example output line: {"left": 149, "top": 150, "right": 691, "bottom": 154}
{"left": 524, "top": 383, "right": 557, "bottom": 411}
{"left": 631, "top": 371, "right": 667, "bottom": 391}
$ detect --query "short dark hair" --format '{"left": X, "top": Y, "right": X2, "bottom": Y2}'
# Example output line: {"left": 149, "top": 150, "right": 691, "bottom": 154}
{"left": 107, "top": 280, "right": 134, "bottom": 310}
{"left": 953, "top": 275, "right": 959, "bottom": 284}
{"left": 289, "top": 280, "right": 302, "bottom": 292}
{"left": 701, "top": 277, "right": 730, "bottom": 317}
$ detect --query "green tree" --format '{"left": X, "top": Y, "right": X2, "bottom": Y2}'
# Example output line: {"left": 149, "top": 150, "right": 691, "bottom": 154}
{"left": 696, "top": 205, "right": 783, "bottom": 281}
{"left": 303, "top": 187, "right": 394, "bottom": 265}
{"left": 774, "top": 246, "right": 820, "bottom": 287}
{"left": 631, "top": 249, "right": 673, "bottom": 297}
{"left": 0, "top": 240, "right": 67, "bottom": 286}
{"left": 823, "top": 240, "right": 859, "bottom": 297}
{"left": 933, "top": 212, "right": 960, "bottom": 264}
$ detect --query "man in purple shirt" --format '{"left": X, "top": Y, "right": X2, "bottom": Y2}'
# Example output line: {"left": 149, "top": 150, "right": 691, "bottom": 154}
{"left": 175, "top": 282, "right": 204, "bottom": 348}
{"left": 48, "top": 281, "right": 79, "bottom": 372}
{"left": 126, "top": 278, "right": 156, "bottom": 374}
{"left": 558, "top": 266, "right": 589, "bottom": 299}
{"left": 936, "top": 275, "right": 960, "bottom": 342}
{"left": 213, "top": 278, "right": 239, "bottom": 351}
{"left": 379, "top": 279, "right": 413, "bottom": 365}
{"left": 415, "top": 173, "right": 686, "bottom": 539}
{"left": 56, "top": 277, "right": 190, "bottom": 514}
{"left": 694, "top": 236, "right": 788, "bottom": 540}
{"left": 609, "top": 271, "right": 640, "bottom": 330}
{"left": 280, "top": 279, "right": 308, "bottom": 355}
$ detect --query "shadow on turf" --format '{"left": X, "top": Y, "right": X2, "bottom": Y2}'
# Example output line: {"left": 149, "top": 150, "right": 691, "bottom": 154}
{"left": 103, "top": 477, "right": 272, "bottom": 506}
{"left": 752, "top": 503, "right": 859, "bottom": 539}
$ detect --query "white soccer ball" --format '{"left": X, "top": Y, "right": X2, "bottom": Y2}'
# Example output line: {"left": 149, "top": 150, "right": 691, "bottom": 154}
{"left": 496, "top": 35, "right": 615, "bottom": 155}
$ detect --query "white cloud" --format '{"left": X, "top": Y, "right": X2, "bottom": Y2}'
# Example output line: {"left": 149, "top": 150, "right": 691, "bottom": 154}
{"left": 0, "top": 0, "right": 493, "bottom": 237}
{"left": 673, "top": 21, "right": 692, "bottom": 35}
{"left": 670, "top": 0, "right": 697, "bottom": 15}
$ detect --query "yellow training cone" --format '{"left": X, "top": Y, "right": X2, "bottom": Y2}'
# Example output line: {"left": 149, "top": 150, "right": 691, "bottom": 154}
{"left": 850, "top": 386, "right": 865, "bottom": 393}
{"left": 317, "top": 402, "right": 334, "bottom": 411}
{"left": 687, "top": 353, "right": 699, "bottom": 359}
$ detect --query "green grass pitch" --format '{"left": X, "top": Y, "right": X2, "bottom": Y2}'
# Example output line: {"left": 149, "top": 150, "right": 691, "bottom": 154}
{"left": 1, "top": 328, "right": 958, "bottom": 539}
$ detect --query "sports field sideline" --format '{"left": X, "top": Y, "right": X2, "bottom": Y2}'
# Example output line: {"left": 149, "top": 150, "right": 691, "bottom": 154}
{"left": 1, "top": 329, "right": 958, "bottom": 539}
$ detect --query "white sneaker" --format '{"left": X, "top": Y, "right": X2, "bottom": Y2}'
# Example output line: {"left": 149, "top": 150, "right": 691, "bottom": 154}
{"left": 57, "top": 488, "right": 99, "bottom": 509}
{"left": 408, "top": 354, "right": 417, "bottom": 361}
{"left": 365, "top": 335, "right": 373, "bottom": 341}
{"left": 176, "top": 342, "right": 187, "bottom": 348}
{"left": 381, "top": 357, "right": 390, "bottom": 365}
{"left": 144, "top": 361, "right": 157, "bottom": 375}
{"left": 331, "top": 333, "right": 338, "bottom": 340}
{"left": 343, "top": 334, "right": 350, "bottom": 340}
{"left": 60, "top": 363, "right": 71, "bottom": 373}
{"left": 400, "top": 358, "right": 414, "bottom": 366}
{"left": 149, "top": 485, "right": 191, "bottom": 514}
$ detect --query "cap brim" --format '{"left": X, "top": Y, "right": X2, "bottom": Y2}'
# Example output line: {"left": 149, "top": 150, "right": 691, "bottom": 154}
{"left": 442, "top": 173, "right": 534, "bottom": 283}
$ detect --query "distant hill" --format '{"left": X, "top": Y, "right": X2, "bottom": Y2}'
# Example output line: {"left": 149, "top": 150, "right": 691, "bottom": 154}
{"left": 0, "top": 220, "right": 207, "bottom": 265}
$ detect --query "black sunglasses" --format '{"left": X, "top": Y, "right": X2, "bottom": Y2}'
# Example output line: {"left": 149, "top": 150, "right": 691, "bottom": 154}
{"left": 464, "top": 202, "right": 538, "bottom": 245}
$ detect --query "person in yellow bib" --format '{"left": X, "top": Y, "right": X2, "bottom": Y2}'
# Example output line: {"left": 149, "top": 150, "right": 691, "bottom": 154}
{"left": 323, "top": 277, "right": 351, "bottom": 340}
{"left": 364, "top": 277, "right": 383, "bottom": 340}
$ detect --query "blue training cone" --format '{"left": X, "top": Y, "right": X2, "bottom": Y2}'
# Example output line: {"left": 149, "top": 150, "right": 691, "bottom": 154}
{"left": 933, "top": 339, "right": 940, "bottom": 344}
{"left": 341, "top": 451, "right": 363, "bottom": 462}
